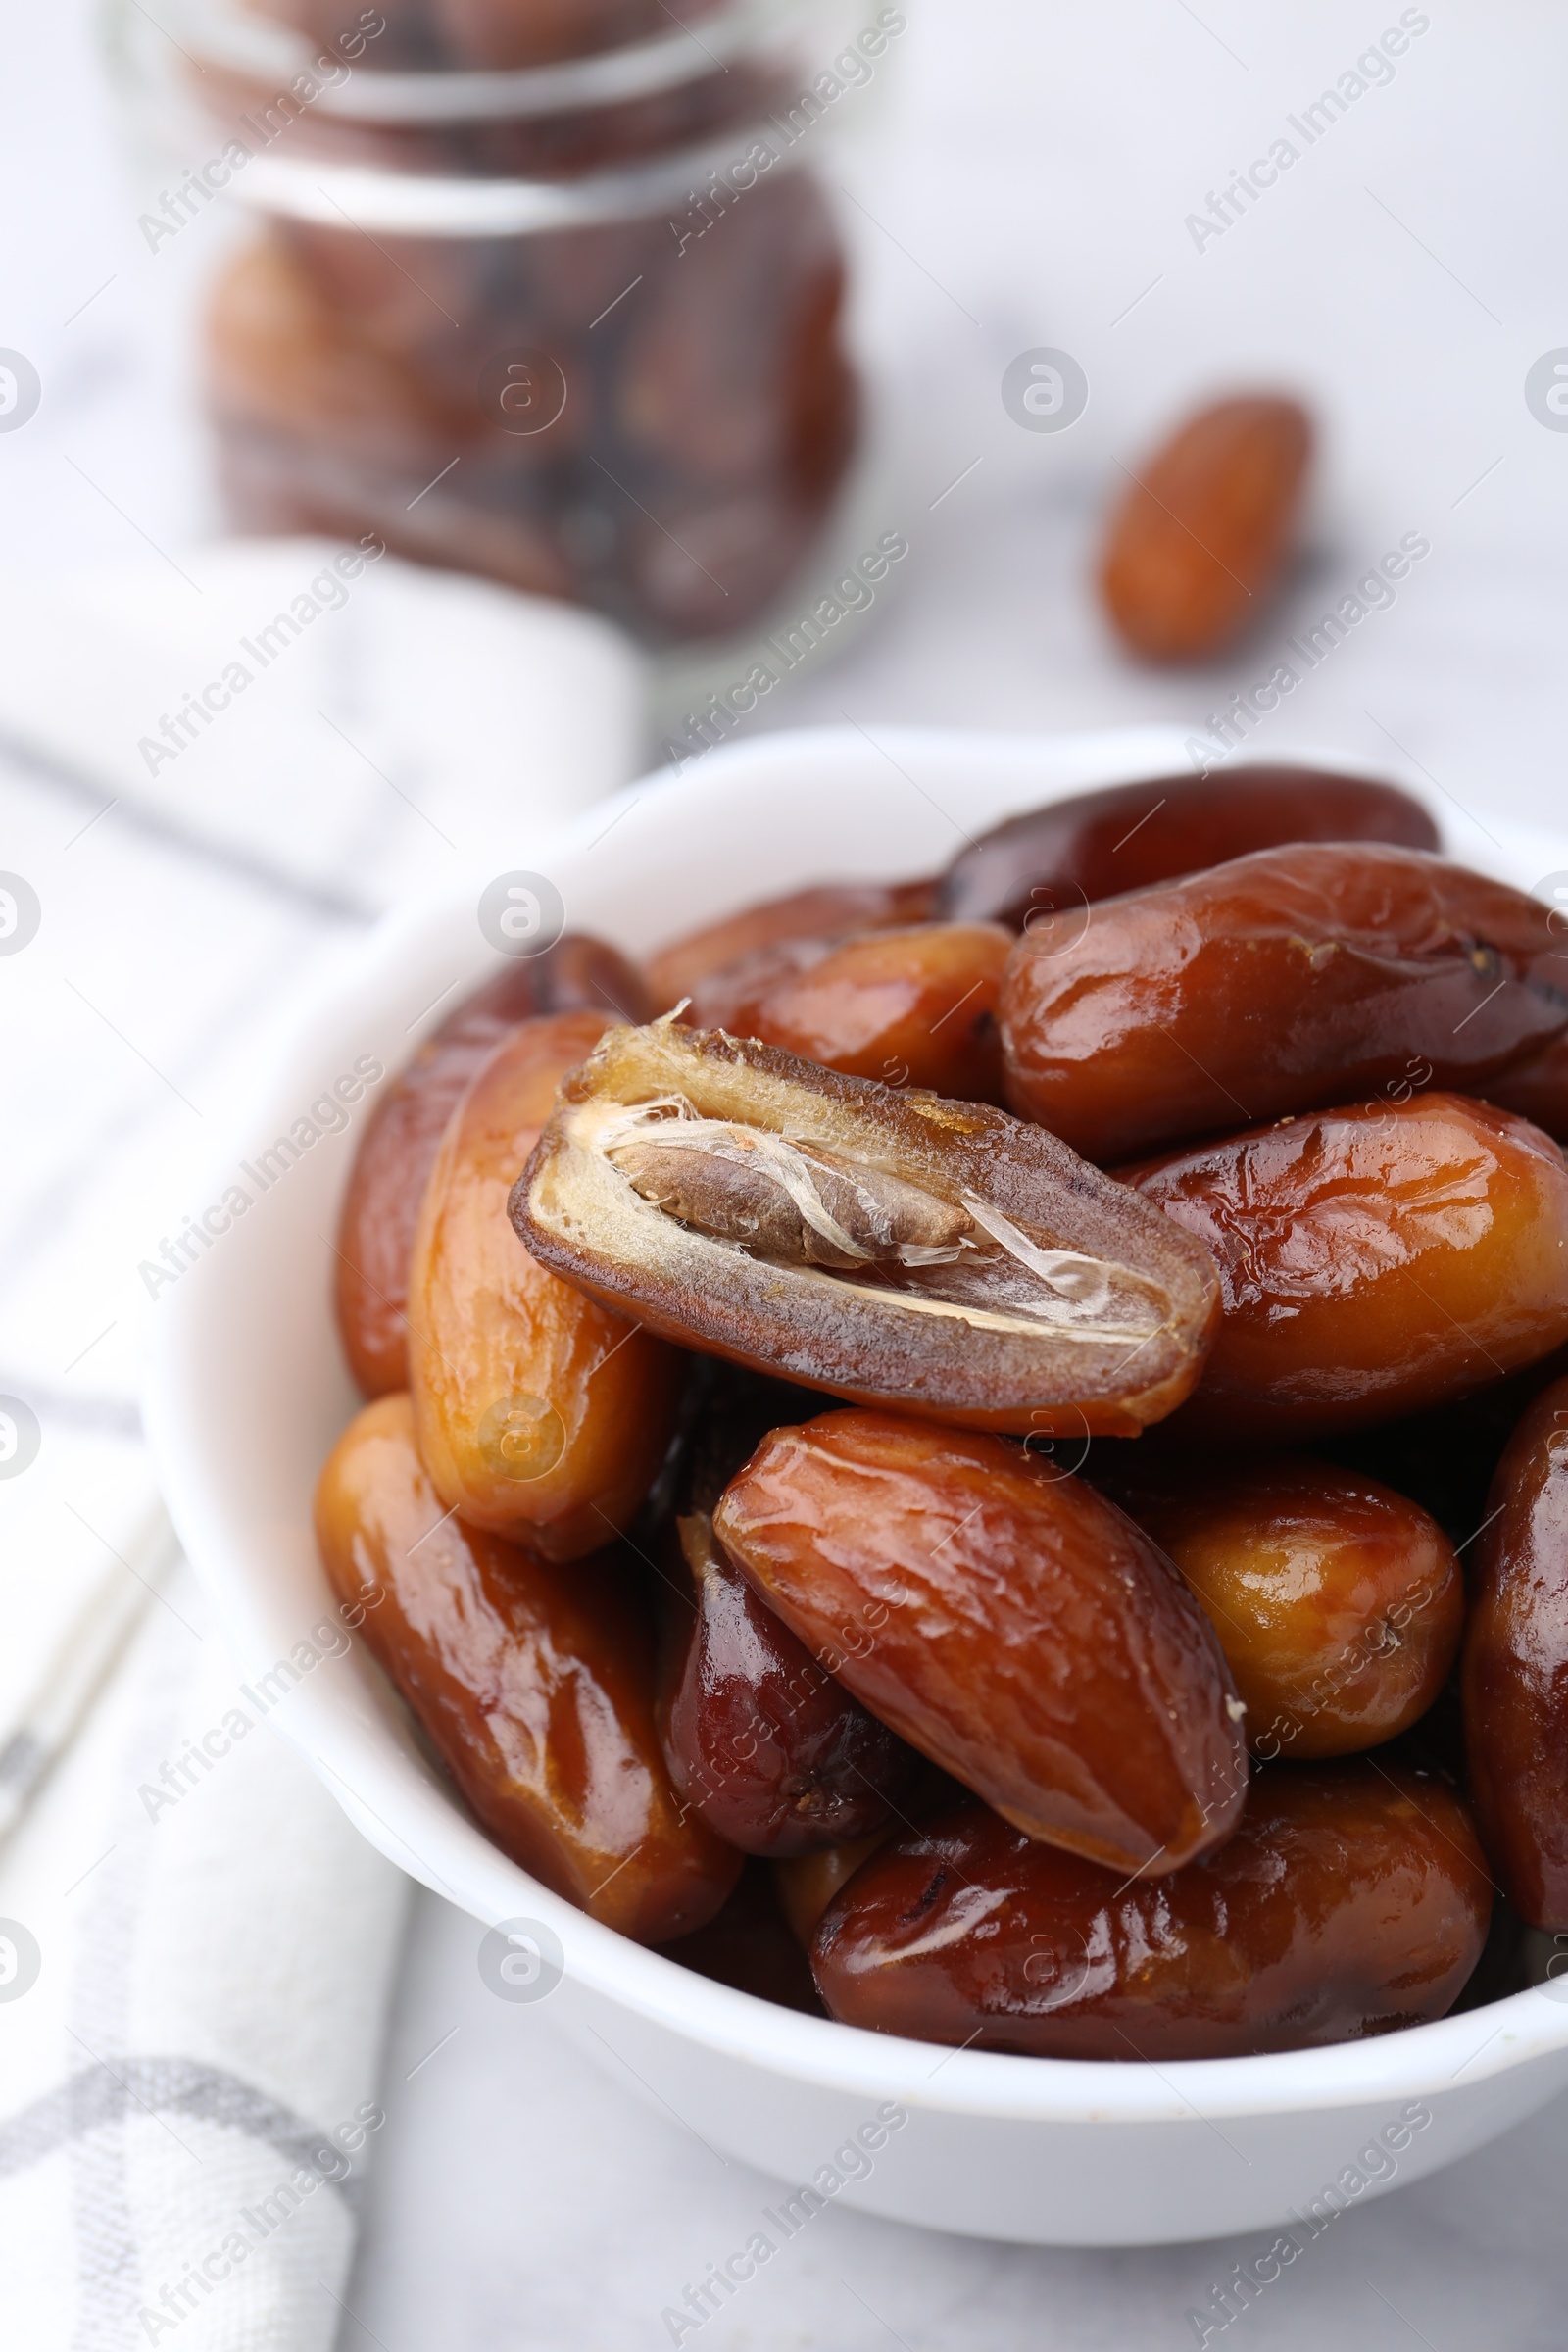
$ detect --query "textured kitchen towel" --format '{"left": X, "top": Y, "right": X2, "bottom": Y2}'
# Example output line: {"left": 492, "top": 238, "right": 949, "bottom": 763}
{"left": 0, "top": 1537, "right": 410, "bottom": 2352}
{"left": 0, "top": 539, "right": 651, "bottom": 2349}
{"left": 0, "top": 537, "right": 649, "bottom": 916}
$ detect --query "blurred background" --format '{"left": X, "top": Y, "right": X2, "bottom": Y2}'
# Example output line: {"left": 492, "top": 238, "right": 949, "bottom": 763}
{"left": 4, "top": 2, "right": 1568, "bottom": 2346}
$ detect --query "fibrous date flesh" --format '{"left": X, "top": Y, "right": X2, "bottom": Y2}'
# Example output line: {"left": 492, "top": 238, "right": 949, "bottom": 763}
{"left": 511, "top": 1018, "right": 1221, "bottom": 1436}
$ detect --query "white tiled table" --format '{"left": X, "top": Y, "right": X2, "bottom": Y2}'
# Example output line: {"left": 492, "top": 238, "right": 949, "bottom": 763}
{"left": 7, "top": 1, "right": 1568, "bottom": 2343}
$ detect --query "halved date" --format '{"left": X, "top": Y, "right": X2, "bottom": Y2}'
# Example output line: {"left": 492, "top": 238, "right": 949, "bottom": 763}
{"left": 1098, "top": 1453, "right": 1463, "bottom": 1758}
{"left": 314, "top": 1394, "right": 741, "bottom": 1941}
{"left": 812, "top": 1769, "right": 1492, "bottom": 2058}
{"left": 511, "top": 1019, "right": 1221, "bottom": 1436}
{"left": 687, "top": 921, "right": 1011, "bottom": 1101}
{"left": 660, "top": 1507, "right": 916, "bottom": 1855}
{"left": 334, "top": 935, "right": 651, "bottom": 1395}
{"left": 409, "top": 1010, "right": 683, "bottom": 1558}
{"left": 1003, "top": 844, "right": 1568, "bottom": 1162}
{"left": 647, "top": 878, "right": 936, "bottom": 1010}
{"left": 937, "top": 766, "right": 1438, "bottom": 932}
{"left": 1128, "top": 1093, "right": 1568, "bottom": 1441}
{"left": 712, "top": 1409, "right": 1247, "bottom": 1875}
{"left": 1463, "top": 1372, "right": 1568, "bottom": 1928}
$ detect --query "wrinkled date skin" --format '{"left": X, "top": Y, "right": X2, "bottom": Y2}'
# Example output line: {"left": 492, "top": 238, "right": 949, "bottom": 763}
{"left": 513, "top": 1020, "right": 1221, "bottom": 1436}
{"left": 713, "top": 1410, "right": 1248, "bottom": 1875}
{"left": 314, "top": 1395, "right": 741, "bottom": 1940}
{"left": 688, "top": 922, "right": 1011, "bottom": 1101}
{"left": 660, "top": 1510, "right": 916, "bottom": 1855}
{"left": 1129, "top": 1094, "right": 1568, "bottom": 1442}
{"left": 937, "top": 767, "right": 1439, "bottom": 933}
{"left": 1100, "top": 1455, "right": 1464, "bottom": 1759}
{"left": 1463, "top": 1374, "right": 1568, "bottom": 1928}
{"left": 1003, "top": 844, "right": 1568, "bottom": 1163}
{"left": 409, "top": 1010, "right": 683, "bottom": 1558}
{"left": 1099, "top": 395, "right": 1312, "bottom": 662}
{"left": 812, "top": 1769, "right": 1492, "bottom": 2058}
{"left": 648, "top": 879, "right": 936, "bottom": 1011}
{"left": 335, "top": 936, "right": 651, "bottom": 1395}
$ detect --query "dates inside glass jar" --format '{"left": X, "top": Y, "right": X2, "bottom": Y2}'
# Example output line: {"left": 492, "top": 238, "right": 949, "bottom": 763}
{"left": 210, "top": 167, "right": 858, "bottom": 643}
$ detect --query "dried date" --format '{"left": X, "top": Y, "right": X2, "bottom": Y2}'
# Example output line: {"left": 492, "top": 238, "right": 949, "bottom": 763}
{"left": 512, "top": 1018, "right": 1221, "bottom": 1435}
{"left": 409, "top": 1011, "right": 682, "bottom": 1557}
{"left": 712, "top": 1409, "right": 1247, "bottom": 1875}
{"left": 1099, "top": 395, "right": 1311, "bottom": 662}
{"left": 335, "top": 938, "right": 650, "bottom": 1395}
{"left": 812, "top": 1769, "right": 1491, "bottom": 2058}
{"left": 937, "top": 765, "right": 1438, "bottom": 933}
{"left": 1128, "top": 1093, "right": 1568, "bottom": 1442}
{"left": 1463, "top": 1372, "right": 1568, "bottom": 1928}
{"left": 687, "top": 921, "right": 1011, "bottom": 1101}
{"left": 314, "top": 1394, "right": 741, "bottom": 1941}
{"left": 1003, "top": 844, "right": 1568, "bottom": 1162}
{"left": 1099, "top": 1454, "right": 1464, "bottom": 1758}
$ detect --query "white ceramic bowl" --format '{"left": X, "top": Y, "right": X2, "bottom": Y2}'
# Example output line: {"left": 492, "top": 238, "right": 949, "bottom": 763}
{"left": 145, "top": 723, "right": 1568, "bottom": 2247}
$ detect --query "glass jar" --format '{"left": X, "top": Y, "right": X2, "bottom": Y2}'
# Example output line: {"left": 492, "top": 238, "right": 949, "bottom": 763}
{"left": 113, "top": 0, "right": 901, "bottom": 648}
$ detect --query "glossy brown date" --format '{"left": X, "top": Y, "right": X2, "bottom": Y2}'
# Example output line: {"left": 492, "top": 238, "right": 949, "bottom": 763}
{"left": 1099, "top": 1454, "right": 1464, "bottom": 1758}
{"left": 1483, "top": 1031, "right": 1568, "bottom": 1144}
{"left": 936, "top": 766, "right": 1439, "bottom": 933}
{"left": 687, "top": 922, "right": 1011, "bottom": 1100}
{"left": 1463, "top": 1373, "right": 1568, "bottom": 1928}
{"left": 774, "top": 1833, "right": 894, "bottom": 1947}
{"left": 1129, "top": 1093, "right": 1568, "bottom": 1442}
{"left": 648, "top": 879, "right": 937, "bottom": 1011}
{"left": 712, "top": 1410, "right": 1247, "bottom": 1875}
{"left": 513, "top": 1018, "right": 1221, "bottom": 1436}
{"left": 409, "top": 1010, "right": 683, "bottom": 1558}
{"left": 1002, "top": 844, "right": 1568, "bottom": 1163}
{"left": 812, "top": 1768, "right": 1492, "bottom": 2058}
{"left": 1099, "top": 395, "right": 1311, "bottom": 662}
{"left": 314, "top": 1394, "right": 741, "bottom": 1941}
{"left": 335, "top": 938, "right": 651, "bottom": 1396}
{"left": 659, "top": 1505, "right": 916, "bottom": 1855}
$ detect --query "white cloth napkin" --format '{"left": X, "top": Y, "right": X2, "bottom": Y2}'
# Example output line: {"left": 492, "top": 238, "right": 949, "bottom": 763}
{"left": 0, "top": 540, "right": 650, "bottom": 2348}
{"left": 0, "top": 1544, "right": 410, "bottom": 2352}
{"left": 0, "top": 537, "right": 646, "bottom": 917}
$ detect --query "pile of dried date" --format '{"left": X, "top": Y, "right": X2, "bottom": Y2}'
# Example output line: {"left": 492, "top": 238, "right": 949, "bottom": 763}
{"left": 317, "top": 763, "right": 1568, "bottom": 2060}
